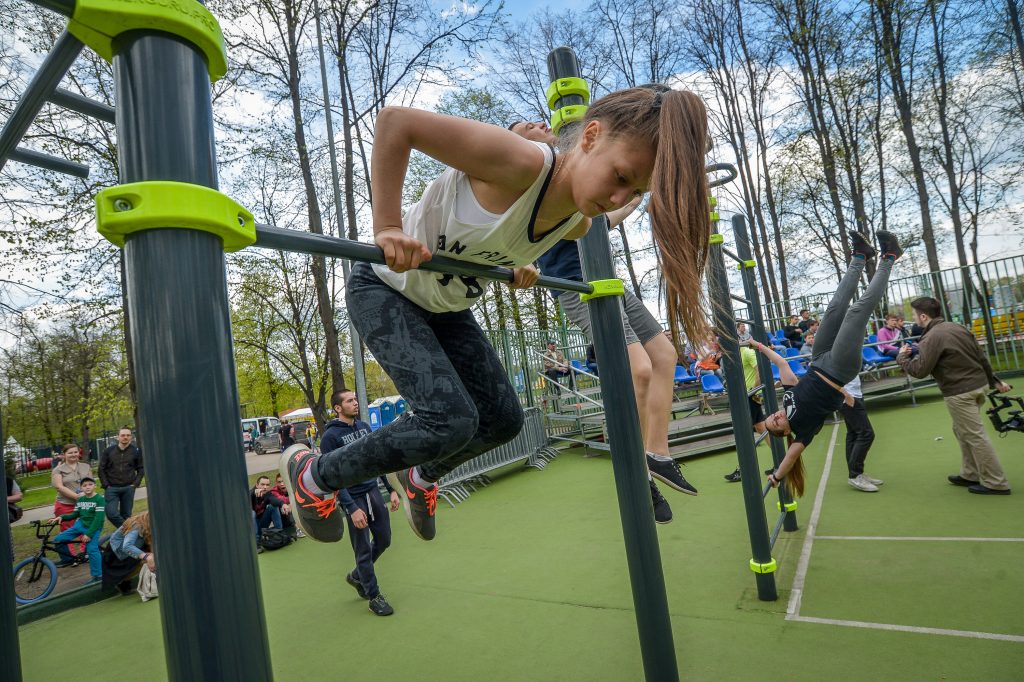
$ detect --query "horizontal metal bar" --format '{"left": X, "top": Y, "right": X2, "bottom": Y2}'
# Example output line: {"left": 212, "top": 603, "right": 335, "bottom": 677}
{"left": 25, "top": 0, "right": 75, "bottom": 16}
{"left": 0, "top": 30, "right": 84, "bottom": 174}
{"left": 720, "top": 245, "right": 743, "bottom": 263}
{"left": 253, "top": 224, "right": 594, "bottom": 295}
{"left": 735, "top": 318, "right": 755, "bottom": 325}
{"left": 731, "top": 293, "right": 751, "bottom": 305}
{"left": 50, "top": 88, "right": 115, "bottom": 124}
{"left": 9, "top": 147, "right": 89, "bottom": 178}
{"left": 707, "top": 162, "right": 738, "bottom": 188}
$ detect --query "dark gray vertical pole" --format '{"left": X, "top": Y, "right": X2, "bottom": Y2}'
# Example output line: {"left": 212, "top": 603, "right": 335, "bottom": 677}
{"left": 734, "top": 216, "right": 797, "bottom": 532}
{"left": 707, "top": 224, "right": 777, "bottom": 602}
{"left": 113, "top": 20, "right": 272, "bottom": 682}
{"left": 548, "top": 47, "right": 679, "bottom": 681}
{"left": 0, "top": 408, "right": 23, "bottom": 682}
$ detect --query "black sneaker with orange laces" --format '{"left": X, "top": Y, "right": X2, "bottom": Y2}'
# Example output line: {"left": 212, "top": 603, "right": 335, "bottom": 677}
{"left": 875, "top": 230, "right": 903, "bottom": 261}
{"left": 279, "top": 445, "right": 345, "bottom": 543}
{"left": 850, "top": 231, "right": 876, "bottom": 259}
{"left": 387, "top": 468, "right": 437, "bottom": 541}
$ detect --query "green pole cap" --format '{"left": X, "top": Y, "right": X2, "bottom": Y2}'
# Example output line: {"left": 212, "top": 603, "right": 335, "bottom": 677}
{"left": 709, "top": 233, "right": 724, "bottom": 245}
{"left": 96, "top": 181, "right": 255, "bottom": 251}
{"left": 776, "top": 500, "right": 798, "bottom": 513}
{"left": 749, "top": 558, "right": 778, "bottom": 574}
{"left": 579, "top": 278, "right": 625, "bottom": 303}
{"left": 68, "top": 0, "right": 228, "bottom": 81}
{"left": 737, "top": 260, "right": 757, "bottom": 270}
{"left": 546, "top": 77, "right": 590, "bottom": 110}
{"left": 551, "top": 105, "right": 588, "bottom": 135}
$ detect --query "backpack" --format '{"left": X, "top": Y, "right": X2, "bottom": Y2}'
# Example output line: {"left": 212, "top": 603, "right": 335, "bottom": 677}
{"left": 259, "top": 527, "right": 293, "bottom": 551}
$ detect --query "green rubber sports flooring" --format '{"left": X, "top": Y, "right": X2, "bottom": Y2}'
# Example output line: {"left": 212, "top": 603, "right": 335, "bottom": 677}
{"left": 15, "top": 390, "right": 1024, "bottom": 680}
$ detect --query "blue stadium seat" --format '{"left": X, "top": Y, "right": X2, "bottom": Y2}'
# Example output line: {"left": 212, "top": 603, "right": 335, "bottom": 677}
{"left": 570, "top": 359, "right": 585, "bottom": 373}
{"left": 867, "top": 334, "right": 878, "bottom": 345}
{"left": 701, "top": 374, "right": 725, "bottom": 393}
{"left": 862, "top": 346, "right": 889, "bottom": 366}
{"left": 784, "top": 347, "right": 800, "bottom": 357}
{"left": 788, "top": 359, "right": 808, "bottom": 378}
{"left": 771, "top": 364, "right": 780, "bottom": 381}
{"left": 674, "top": 365, "right": 698, "bottom": 384}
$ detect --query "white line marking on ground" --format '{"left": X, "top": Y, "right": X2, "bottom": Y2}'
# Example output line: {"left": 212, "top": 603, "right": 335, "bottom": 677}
{"left": 785, "top": 422, "right": 840, "bottom": 619}
{"left": 788, "top": 615, "right": 1024, "bottom": 643}
{"left": 816, "top": 536, "right": 1024, "bottom": 542}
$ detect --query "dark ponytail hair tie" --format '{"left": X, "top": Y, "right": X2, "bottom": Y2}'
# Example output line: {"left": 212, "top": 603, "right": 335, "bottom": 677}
{"left": 651, "top": 91, "right": 663, "bottom": 111}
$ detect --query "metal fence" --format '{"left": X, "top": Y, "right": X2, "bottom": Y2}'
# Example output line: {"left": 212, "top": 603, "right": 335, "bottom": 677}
{"left": 484, "top": 326, "right": 591, "bottom": 408}
{"left": 436, "top": 407, "right": 557, "bottom": 507}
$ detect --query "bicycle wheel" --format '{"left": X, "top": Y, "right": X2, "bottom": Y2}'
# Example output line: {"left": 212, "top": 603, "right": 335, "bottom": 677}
{"left": 12, "top": 555, "right": 58, "bottom": 604}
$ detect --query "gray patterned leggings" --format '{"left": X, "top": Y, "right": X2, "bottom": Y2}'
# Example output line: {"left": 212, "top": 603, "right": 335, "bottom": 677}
{"left": 811, "top": 256, "right": 894, "bottom": 385}
{"left": 311, "top": 263, "right": 525, "bottom": 491}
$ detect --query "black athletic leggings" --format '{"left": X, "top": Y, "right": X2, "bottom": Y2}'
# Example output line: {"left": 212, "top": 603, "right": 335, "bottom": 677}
{"left": 810, "top": 256, "right": 894, "bottom": 385}
{"left": 311, "top": 263, "right": 524, "bottom": 491}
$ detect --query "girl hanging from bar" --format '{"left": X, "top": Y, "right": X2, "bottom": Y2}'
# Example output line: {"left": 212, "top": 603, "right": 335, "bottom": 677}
{"left": 280, "top": 86, "right": 712, "bottom": 543}
{"left": 756, "top": 231, "right": 903, "bottom": 497}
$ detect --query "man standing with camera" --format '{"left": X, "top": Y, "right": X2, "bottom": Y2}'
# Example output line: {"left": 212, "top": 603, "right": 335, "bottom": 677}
{"left": 898, "top": 297, "right": 1012, "bottom": 495}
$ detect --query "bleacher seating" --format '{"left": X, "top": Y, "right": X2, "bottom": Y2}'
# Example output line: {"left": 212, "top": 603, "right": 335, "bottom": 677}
{"left": 788, "top": 359, "right": 808, "bottom": 378}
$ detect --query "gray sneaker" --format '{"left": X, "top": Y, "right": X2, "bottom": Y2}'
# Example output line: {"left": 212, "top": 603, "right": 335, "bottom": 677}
{"left": 848, "top": 475, "right": 879, "bottom": 492}
{"left": 387, "top": 468, "right": 437, "bottom": 541}
{"left": 279, "top": 445, "right": 345, "bottom": 543}
{"left": 862, "top": 474, "right": 884, "bottom": 486}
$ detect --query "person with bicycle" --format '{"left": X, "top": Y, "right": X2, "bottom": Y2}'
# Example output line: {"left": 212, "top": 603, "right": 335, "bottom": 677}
{"left": 6, "top": 472, "right": 22, "bottom": 561}
{"left": 49, "top": 476, "right": 105, "bottom": 580}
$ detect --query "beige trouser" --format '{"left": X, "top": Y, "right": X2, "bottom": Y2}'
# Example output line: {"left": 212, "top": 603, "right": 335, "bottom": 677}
{"left": 944, "top": 386, "right": 1010, "bottom": 490}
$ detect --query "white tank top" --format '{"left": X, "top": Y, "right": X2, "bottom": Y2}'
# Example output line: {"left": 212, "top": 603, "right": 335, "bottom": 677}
{"left": 372, "top": 142, "right": 584, "bottom": 312}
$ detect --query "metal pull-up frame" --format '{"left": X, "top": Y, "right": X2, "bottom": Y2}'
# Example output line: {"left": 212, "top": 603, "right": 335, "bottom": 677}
{"left": 706, "top": 213, "right": 799, "bottom": 601}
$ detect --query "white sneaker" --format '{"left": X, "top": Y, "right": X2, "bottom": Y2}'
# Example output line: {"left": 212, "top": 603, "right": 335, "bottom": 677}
{"left": 295, "top": 529, "right": 307, "bottom": 538}
{"left": 862, "top": 474, "right": 884, "bottom": 486}
{"left": 848, "top": 475, "right": 879, "bottom": 492}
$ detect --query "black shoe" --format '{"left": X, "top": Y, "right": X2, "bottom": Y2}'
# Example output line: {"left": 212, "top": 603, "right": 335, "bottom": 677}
{"left": 279, "top": 444, "right": 345, "bottom": 543}
{"left": 387, "top": 468, "right": 438, "bottom": 541}
{"left": 724, "top": 468, "right": 741, "bottom": 483}
{"left": 368, "top": 594, "right": 394, "bottom": 616}
{"left": 117, "top": 580, "right": 134, "bottom": 596}
{"left": 948, "top": 474, "right": 980, "bottom": 487}
{"left": 850, "top": 231, "right": 876, "bottom": 259}
{"left": 876, "top": 230, "right": 902, "bottom": 260}
{"left": 346, "top": 572, "right": 368, "bottom": 599}
{"left": 647, "top": 453, "right": 698, "bottom": 495}
{"left": 649, "top": 480, "right": 673, "bottom": 524}
{"left": 968, "top": 484, "right": 1011, "bottom": 495}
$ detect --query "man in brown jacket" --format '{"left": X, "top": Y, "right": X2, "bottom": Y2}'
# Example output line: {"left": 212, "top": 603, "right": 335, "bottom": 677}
{"left": 898, "top": 297, "right": 1012, "bottom": 495}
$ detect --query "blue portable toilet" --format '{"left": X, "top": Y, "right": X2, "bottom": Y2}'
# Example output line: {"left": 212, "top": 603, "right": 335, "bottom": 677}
{"left": 394, "top": 396, "right": 408, "bottom": 415}
{"left": 379, "top": 398, "right": 396, "bottom": 426}
{"left": 367, "top": 398, "right": 385, "bottom": 431}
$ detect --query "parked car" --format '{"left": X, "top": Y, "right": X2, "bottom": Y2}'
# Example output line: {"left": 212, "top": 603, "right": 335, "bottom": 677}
{"left": 252, "top": 420, "right": 313, "bottom": 455}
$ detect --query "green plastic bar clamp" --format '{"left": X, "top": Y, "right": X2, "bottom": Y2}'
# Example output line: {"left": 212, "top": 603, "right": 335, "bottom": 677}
{"left": 551, "top": 105, "right": 588, "bottom": 135}
{"left": 579, "top": 279, "right": 625, "bottom": 303}
{"left": 68, "top": 0, "right": 228, "bottom": 81}
{"left": 96, "top": 181, "right": 255, "bottom": 251}
{"left": 710, "top": 211, "right": 720, "bottom": 222}
{"left": 709, "top": 233, "right": 724, "bottom": 245}
{"left": 546, "top": 77, "right": 590, "bottom": 110}
{"left": 749, "top": 558, "right": 778, "bottom": 574}
{"left": 737, "top": 259, "right": 756, "bottom": 271}
{"left": 708, "top": 196, "right": 718, "bottom": 208}
{"left": 776, "top": 500, "right": 798, "bottom": 513}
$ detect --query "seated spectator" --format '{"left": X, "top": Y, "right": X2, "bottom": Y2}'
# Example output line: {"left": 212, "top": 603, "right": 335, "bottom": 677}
{"left": 736, "top": 322, "right": 753, "bottom": 345}
{"left": 797, "top": 309, "right": 816, "bottom": 333}
{"left": 49, "top": 476, "right": 104, "bottom": 581}
{"left": 876, "top": 314, "right": 902, "bottom": 358}
{"left": 782, "top": 315, "right": 804, "bottom": 349}
{"left": 798, "top": 332, "right": 815, "bottom": 357}
{"left": 103, "top": 511, "right": 156, "bottom": 595}
{"left": 251, "top": 475, "right": 288, "bottom": 541}
{"left": 270, "top": 474, "right": 304, "bottom": 538}
{"left": 695, "top": 337, "right": 724, "bottom": 381}
{"left": 585, "top": 344, "right": 599, "bottom": 376}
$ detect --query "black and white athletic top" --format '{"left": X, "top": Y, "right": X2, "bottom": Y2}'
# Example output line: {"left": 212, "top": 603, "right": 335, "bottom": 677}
{"left": 782, "top": 370, "right": 845, "bottom": 446}
{"left": 373, "top": 142, "right": 584, "bottom": 312}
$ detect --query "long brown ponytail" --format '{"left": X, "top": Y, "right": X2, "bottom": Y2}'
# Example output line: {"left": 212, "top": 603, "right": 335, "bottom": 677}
{"left": 783, "top": 436, "right": 807, "bottom": 498}
{"left": 582, "top": 87, "right": 712, "bottom": 345}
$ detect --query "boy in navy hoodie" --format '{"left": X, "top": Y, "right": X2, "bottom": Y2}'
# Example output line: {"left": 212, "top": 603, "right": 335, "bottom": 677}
{"left": 320, "top": 389, "right": 400, "bottom": 616}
